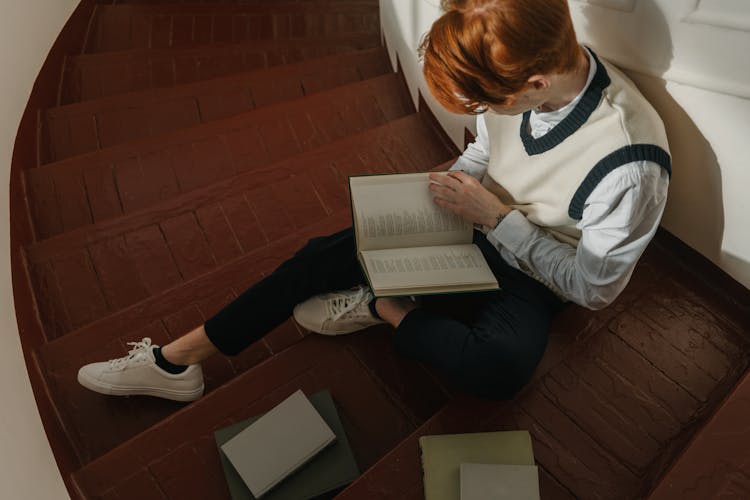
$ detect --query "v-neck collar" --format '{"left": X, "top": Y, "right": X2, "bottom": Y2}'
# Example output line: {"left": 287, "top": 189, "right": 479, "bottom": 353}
{"left": 519, "top": 49, "right": 611, "bottom": 156}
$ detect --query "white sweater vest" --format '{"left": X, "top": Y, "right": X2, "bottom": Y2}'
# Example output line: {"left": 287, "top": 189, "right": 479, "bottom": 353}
{"left": 481, "top": 51, "right": 671, "bottom": 247}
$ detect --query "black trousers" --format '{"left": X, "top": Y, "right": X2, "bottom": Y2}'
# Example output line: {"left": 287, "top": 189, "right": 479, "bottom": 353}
{"left": 205, "top": 227, "right": 564, "bottom": 400}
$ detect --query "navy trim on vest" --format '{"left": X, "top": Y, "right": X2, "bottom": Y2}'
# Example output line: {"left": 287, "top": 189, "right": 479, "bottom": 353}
{"left": 568, "top": 144, "right": 672, "bottom": 220}
{"left": 520, "top": 49, "right": 611, "bottom": 156}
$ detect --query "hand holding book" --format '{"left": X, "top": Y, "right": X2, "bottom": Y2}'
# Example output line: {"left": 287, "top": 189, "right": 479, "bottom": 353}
{"left": 349, "top": 173, "right": 499, "bottom": 297}
{"left": 428, "top": 170, "right": 511, "bottom": 228}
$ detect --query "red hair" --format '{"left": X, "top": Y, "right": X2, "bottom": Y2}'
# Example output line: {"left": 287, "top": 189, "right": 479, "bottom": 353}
{"left": 420, "top": 0, "right": 581, "bottom": 114}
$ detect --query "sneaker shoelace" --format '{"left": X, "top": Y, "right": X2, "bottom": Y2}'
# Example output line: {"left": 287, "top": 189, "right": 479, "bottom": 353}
{"left": 108, "top": 337, "right": 153, "bottom": 370}
{"left": 328, "top": 288, "right": 372, "bottom": 321}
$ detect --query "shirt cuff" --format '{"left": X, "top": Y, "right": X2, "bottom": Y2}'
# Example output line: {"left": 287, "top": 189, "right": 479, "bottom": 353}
{"left": 449, "top": 157, "right": 487, "bottom": 180}
{"left": 486, "top": 209, "right": 536, "bottom": 254}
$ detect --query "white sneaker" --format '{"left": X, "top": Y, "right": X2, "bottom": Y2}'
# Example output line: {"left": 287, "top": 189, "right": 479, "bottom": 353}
{"left": 293, "top": 286, "right": 385, "bottom": 335}
{"left": 77, "top": 338, "right": 204, "bottom": 402}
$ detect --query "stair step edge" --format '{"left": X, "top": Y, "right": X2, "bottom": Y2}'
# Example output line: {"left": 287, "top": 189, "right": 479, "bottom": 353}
{"left": 27, "top": 112, "right": 433, "bottom": 259}
{"left": 30, "top": 113, "right": 452, "bottom": 341}
{"left": 62, "top": 33, "right": 382, "bottom": 104}
{"left": 41, "top": 47, "right": 392, "bottom": 164}
{"left": 28, "top": 72, "right": 413, "bottom": 241}
{"left": 33, "top": 71, "right": 406, "bottom": 175}
{"left": 67, "top": 334, "right": 416, "bottom": 496}
{"left": 70, "top": 32, "right": 382, "bottom": 64}
{"left": 46, "top": 46, "right": 390, "bottom": 116}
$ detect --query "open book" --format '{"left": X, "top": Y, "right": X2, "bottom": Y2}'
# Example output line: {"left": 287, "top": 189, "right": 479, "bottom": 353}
{"left": 349, "top": 173, "right": 499, "bottom": 296}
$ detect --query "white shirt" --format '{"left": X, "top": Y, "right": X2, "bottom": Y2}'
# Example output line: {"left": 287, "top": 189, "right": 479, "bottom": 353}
{"left": 450, "top": 49, "right": 670, "bottom": 310}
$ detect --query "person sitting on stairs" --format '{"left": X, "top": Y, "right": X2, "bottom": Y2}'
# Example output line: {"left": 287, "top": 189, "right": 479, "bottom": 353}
{"left": 78, "top": 0, "right": 670, "bottom": 402}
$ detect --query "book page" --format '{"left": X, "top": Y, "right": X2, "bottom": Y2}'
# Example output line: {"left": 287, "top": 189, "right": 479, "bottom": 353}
{"left": 350, "top": 173, "right": 472, "bottom": 251}
{"left": 360, "top": 244, "right": 497, "bottom": 291}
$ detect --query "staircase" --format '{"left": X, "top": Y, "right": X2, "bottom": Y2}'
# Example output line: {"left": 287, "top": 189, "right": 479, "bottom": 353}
{"left": 13, "top": 1, "right": 750, "bottom": 499}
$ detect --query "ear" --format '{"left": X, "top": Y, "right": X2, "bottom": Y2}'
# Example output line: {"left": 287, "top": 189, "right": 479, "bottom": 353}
{"left": 527, "top": 74, "right": 550, "bottom": 90}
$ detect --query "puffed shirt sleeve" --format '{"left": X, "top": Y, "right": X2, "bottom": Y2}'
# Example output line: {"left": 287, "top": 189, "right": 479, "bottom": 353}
{"left": 448, "top": 114, "right": 490, "bottom": 179}
{"left": 486, "top": 161, "right": 670, "bottom": 310}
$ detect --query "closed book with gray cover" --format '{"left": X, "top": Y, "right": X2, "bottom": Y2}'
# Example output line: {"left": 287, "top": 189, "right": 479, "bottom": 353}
{"left": 214, "top": 390, "right": 360, "bottom": 500}
{"left": 221, "top": 390, "right": 336, "bottom": 498}
{"left": 460, "top": 463, "right": 540, "bottom": 500}
{"left": 419, "top": 431, "right": 535, "bottom": 500}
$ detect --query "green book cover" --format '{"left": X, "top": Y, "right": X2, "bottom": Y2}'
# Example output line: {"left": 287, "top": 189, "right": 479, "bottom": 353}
{"left": 215, "top": 390, "right": 360, "bottom": 500}
{"left": 418, "top": 430, "right": 535, "bottom": 500}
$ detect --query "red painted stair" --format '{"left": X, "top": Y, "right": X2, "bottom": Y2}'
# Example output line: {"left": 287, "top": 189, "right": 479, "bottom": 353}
{"left": 62, "top": 34, "right": 380, "bottom": 103}
{"left": 28, "top": 72, "right": 416, "bottom": 239}
{"left": 41, "top": 47, "right": 391, "bottom": 163}
{"left": 10, "top": 0, "right": 750, "bottom": 498}
{"left": 85, "top": 2, "right": 379, "bottom": 53}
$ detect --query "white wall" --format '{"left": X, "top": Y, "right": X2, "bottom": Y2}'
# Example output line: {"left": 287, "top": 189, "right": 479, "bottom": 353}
{"left": 380, "top": 0, "right": 750, "bottom": 290}
{"left": 568, "top": 0, "right": 750, "bottom": 289}
{"left": 1, "top": 1, "right": 78, "bottom": 498}
{"left": 380, "top": 0, "right": 474, "bottom": 148}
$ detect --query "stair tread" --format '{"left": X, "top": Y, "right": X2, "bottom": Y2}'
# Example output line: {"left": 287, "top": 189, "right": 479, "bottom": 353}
{"left": 648, "top": 368, "right": 750, "bottom": 499}
{"left": 335, "top": 399, "right": 577, "bottom": 500}
{"left": 93, "top": 1, "right": 378, "bottom": 14}
{"left": 95, "top": 1, "right": 378, "bottom": 13}
{"left": 28, "top": 113, "right": 453, "bottom": 338}
{"left": 64, "top": 226, "right": 750, "bottom": 498}
{"left": 335, "top": 233, "right": 750, "bottom": 500}
{"left": 113, "top": 0, "right": 379, "bottom": 3}
{"left": 69, "top": 335, "right": 437, "bottom": 496}
{"left": 88, "top": 1, "right": 379, "bottom": 53}
{"left": 32, "top": 113, "right": 454, "bottom": 462}
{"left": 29, "top": 72, "right": 414, "bottom": 240}
{"left": 17, "top": 1, "right": 750, "bottom": 498}
{"left": 63, "top": 33, "right": 380, "bottom": 103}
{"left": 36, "top": 212, "right": 347, "bottom": 464}
{"left": 43, "top": 47, "right": 391, "bottom": 163}
{"left": 96, "top": 0, "right": 377, "bottom": 12}
{"left": 41, "top": 209, "right": 750, "bottom": 496}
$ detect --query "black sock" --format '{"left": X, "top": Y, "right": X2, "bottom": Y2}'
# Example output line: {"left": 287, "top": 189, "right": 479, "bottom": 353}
{"left": 368, "top": 297, "right": 382, "bottom": 320}
{"left": 153, "top": 346, "right": 188, "bottom": 374}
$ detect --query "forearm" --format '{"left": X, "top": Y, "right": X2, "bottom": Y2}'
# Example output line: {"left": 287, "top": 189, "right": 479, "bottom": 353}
{"left": 449, "top": 114, "right": 490, "bottom": 179}
{"left": 486, "top": 162, "right": 669, "bottom": 309}
{"left": 487, "top": 212, "right": 626, "bottom": 309}
{"left": 449, "top": 155, "right": 488, "bottom": 180}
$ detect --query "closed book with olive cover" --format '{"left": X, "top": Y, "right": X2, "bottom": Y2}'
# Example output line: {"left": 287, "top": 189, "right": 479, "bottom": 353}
{"left": 219, "top": 390, "right": 338, "bottom": 498}
{"left": 418, "top": 431, "right": 535, "bottom": 500}
{"left": 215, "top": 390, "right": 359, "bottom": 500}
